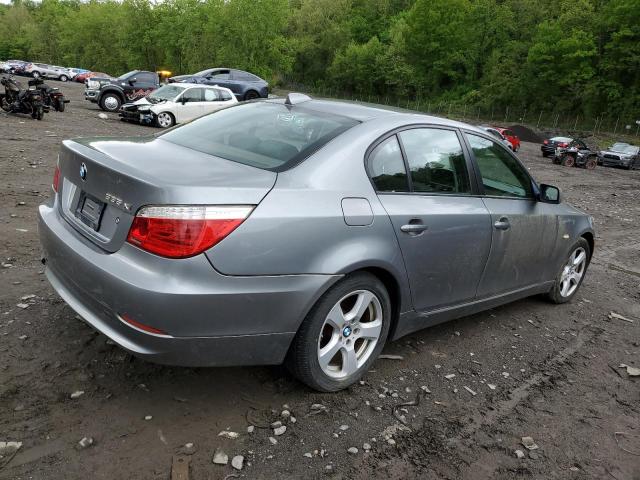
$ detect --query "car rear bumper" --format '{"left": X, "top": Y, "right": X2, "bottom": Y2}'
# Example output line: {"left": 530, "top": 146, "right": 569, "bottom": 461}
{"left": 38, "top": 199, "right": 339, "bottom": 366}
{"left": 541, "top": 145, "right": 556, "bottom": 155}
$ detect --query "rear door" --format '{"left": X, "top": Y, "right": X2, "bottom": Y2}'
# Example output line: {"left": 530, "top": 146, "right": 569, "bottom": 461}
{"left": 464, "top": 132, "right": 557, "bottom": 296}
{"left": 370, "top": 127, "right": 492, "bottom": 312}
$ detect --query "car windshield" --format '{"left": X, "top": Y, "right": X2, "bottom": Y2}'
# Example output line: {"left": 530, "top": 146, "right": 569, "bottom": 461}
{"left": 147, "top": 85, "right": 185, "bottom": 102}
{"left": 161, "top": 101, "right": 360, "bottom": 171}
{"left": 610, "top": 143, "right": 636, "bottom": 154}
{"left": 116, "top": 70, "right": 137, "bottom": 81}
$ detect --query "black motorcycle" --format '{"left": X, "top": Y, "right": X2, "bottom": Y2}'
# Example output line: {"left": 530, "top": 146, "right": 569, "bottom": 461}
{"left": 35, "top": 79, "right": 69, "bottom": 112}
{"left": 0, "top": 75, "right": 48, "bottom": 120}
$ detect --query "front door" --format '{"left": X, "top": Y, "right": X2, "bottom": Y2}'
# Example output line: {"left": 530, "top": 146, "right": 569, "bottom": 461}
{"left": 464, "top": 133, "right": 557, "bottom": 297}
{"left": 369, "top": 127, "right": 492, "bottom": 312}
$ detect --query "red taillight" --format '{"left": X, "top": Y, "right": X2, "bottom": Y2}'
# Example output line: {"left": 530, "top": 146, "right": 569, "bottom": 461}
{"left": 126, "top": 205, "right": 254, "bottom": 259}
{"left": 119, "top": 313, "right": 168, "bottom": 336}
{"left": 543, "top": 139, "right": 549, "bottom": 145}
{"left": 559, "top": 142, "right": 568, "bottom": 148}
{"left": 52, "top": 164, "right": 60, "bottom": 192}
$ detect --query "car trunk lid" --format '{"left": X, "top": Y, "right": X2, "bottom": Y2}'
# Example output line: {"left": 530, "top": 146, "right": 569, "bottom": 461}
{"left": 56, "top": 137, "right": 276, "bottom": 253}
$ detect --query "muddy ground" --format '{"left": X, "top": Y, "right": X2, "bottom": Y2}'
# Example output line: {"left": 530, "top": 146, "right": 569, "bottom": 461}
{"left": 0, "top": 81, "right": 639, "bottom": 480}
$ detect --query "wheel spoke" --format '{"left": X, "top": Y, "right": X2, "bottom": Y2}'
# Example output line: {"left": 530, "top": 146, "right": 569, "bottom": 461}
{"left": 573, "top": 250, "right": 586, "bottom": 267}
{"left": 560, "top": 279, "right": 571, "bottom": 297}
{"left": 345, "top": 291, "right": 375, "bottom": 322}
{"left": 341, "top": 345, "right": 359, "bottom": 376}
{"left": 318, "top": 336, "right": 342, "bottom": 370}
{"left": 325, "top": 303, "right": 346, "bottom": 330}
{"left": 358, "top": 319, "right": 382, "bottom": 340}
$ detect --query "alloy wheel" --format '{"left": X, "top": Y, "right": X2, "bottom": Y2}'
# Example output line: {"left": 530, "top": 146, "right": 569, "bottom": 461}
{"left": 157, "top": 113, "right": 173, "bottom": 128}
{"left": 559, "top": 247, "right": 587, "bottom": 297}
{"left": 103, "top": 96, "right": 119, "bottom": 111}
{"left": 317, "top": 290, "right": 382, "bottom": 379}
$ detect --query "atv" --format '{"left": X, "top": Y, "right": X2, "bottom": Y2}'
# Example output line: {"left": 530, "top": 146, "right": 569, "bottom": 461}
{"left": 553, "top": 138, "right": 597, "bottom": 170}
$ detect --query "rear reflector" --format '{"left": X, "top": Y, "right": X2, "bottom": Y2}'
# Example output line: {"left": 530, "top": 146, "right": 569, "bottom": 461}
{"left": 126, "top": 205, "right": 254, "bottom": 258}
{"left": 52, "top": 164, "right": 60, "bottom": 193}
{"left": 543, "top": 139, "right": 549, "bottom": 145}
{"left": 119, "top": 313, "right": 168, "bottom": 336}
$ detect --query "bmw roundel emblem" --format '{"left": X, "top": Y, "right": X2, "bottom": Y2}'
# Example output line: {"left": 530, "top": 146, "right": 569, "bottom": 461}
{"left": 79, "top": 162, "right": 87, "bottom": 181}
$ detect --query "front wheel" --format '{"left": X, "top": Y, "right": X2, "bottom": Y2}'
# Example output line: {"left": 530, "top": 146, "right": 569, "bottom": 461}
{"left": 100, "top": 93, "right": 122, "bottom": 112}
{"left": 31, "top": 106, "right": 44, "bottom": 120}
{"left": 155, "top": 112, "right": 175, "bottom": 128}
{"left": 59, "top": 75, "right": 68, "bottom": 82}
{"left": 561, "top": 155, "right": 575, "bottom": 167}
{"left": 547, "top": 238, "right": 590, "bottom": 304}
{"left": 584, "top": 157, "right": 597, "bottom": 170}
{"left": 57, "top": 97, "right": 66, "bottom": 112}
{"left": 31, "top": 71, "right": 40, "bottom": 79}
{"left": 286, "top": 272, "right": 391, "bottom": 392}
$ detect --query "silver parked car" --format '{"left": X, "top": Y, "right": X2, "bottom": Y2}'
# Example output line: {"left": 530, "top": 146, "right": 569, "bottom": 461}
{"left": 25, "top": 63, "right": 74, "bottom": 82}
{"left": 38, "top": 93, "right": 595, "bottom": 392}
{"left": 598, "top": 142, "right": 640, "bottom": 169}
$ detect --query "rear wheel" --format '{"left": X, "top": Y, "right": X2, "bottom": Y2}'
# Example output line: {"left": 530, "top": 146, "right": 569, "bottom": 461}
{"left": 57, "top": 97, "right": 66, "bottom": 112}
{"left": 561, "top": 155, "right": 575, "bottom": 167}
{"left": 584, "top": 157, "right": 597, "bottom": 170}
{"left": 547, "top": 239, "right": 590, "bottom": 304}
{"left": 156, "top": 112, "right": 175, "bottom": 128}
{"left": 286, "top": 272, "right": 391, "bottom": 392}
{"left": 31, "top": 106, "right": 44, "bottom": 120}
{"left": 244, "top": 90, "right": 259, "bottom": 101}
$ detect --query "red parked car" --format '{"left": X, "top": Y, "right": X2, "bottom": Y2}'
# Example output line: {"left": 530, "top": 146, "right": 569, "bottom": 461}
{"left": 74, "top": 72, "right": 111, "bottom": 83}
{"left": 493, "top": 127, "right": 521, "bottom": 152}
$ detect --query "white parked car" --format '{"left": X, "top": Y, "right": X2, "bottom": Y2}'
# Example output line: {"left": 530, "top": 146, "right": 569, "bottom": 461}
{"left": 119, "top": 83, "right": 238, "bottom": 128}
{"left": 24, "top": 63, "right": 74, "bottom": 81}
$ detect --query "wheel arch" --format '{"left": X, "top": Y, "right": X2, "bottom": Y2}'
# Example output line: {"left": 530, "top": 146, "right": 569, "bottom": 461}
{"left": 581, "top": 231, "right": 594, "bottom": 259}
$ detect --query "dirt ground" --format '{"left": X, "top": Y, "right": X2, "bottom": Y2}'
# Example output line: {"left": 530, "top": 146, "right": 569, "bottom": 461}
{"left": 1, "top": 81, "right": 639, "bottom": 480}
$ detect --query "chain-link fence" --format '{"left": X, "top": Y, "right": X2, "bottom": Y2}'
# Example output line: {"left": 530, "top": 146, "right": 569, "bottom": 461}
{"left": 282, "top": 84, "right": 640, "bottom": 141}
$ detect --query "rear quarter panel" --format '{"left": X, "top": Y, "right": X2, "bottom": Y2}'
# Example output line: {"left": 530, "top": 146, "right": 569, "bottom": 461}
{"left": 205, "top": 117, "right": 414, "bottom": 312}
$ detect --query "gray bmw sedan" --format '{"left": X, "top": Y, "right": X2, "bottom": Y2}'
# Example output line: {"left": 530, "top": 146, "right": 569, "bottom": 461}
{"left": 38, "top": 93, "right": 594, "bottom": 392}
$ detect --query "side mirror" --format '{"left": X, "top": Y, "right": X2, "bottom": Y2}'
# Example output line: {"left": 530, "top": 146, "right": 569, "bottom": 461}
{"left": 128, "top": 78, "right": 137, "bottom": 85}
{"left": 539, "top": 184, "right": 560, "bottom": 204}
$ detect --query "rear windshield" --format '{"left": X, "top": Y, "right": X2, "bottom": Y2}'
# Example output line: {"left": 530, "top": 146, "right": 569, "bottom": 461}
{"left": 161, "top": 102, "right": 360, "bottom": 171}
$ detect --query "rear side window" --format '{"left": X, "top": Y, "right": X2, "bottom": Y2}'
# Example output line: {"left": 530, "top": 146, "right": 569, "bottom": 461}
{"left": 467, "top": 134, "right": 533, "bottom": 198}
{"left": 161, "top": 102, "right": 360, "bottom": 171}
{"left": 203, "top": 89, "right": 219, "bottom": 101}
{"left": 399, "top": 128, "right": 471, "bottom": 194}
{"left": 218, "top": 90, "right": 233, "bottom": 101}
{"left": 368, "top": 136, "right": 408, "bottom": 192}
{"left": 182, "top": 88, "right": 203, "bottom": 102}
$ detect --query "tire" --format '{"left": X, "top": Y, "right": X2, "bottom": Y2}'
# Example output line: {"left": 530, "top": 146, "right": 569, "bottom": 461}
{"left": 561, "top": 155, "right": 575, "bottom": 167}
{"left": 546, "top": 238, "right": 590, "bottom": 304}
{"left": 155, "top": 112, "right": 175, "bottom": 128}
{"left": 59, "top": 75, "right": 68, "bottom": 82}
{"left": 244, "top": 90, "right": 259, "bottom": 101}
{"left": 31, "top": 71, "right": 40, "bottom": 79}
{"left": 286, "top": 272, "right": 392, "bottom": 392}
{"left": 57, "top": 97, "right": 66, "bottom": 112}
{"left": 100, "top": 93, "right": 122, "bottom": 112}
{"left": 542, "top": 152, "right": 549, "bottom": 158}
{"left": 584, "top": 157, "right": 596, "bottom": 170}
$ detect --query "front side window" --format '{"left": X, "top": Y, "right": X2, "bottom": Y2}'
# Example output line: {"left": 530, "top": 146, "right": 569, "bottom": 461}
{"left": 467, "top": 134, "right": 533, "bottom": 198}
{"left": 368, "top": 136, "right": 409, "bottom": 192}
{"left": 399, "top": 128, "right": 471, "bottom": 194}
{"left": 181, "top": 88, "right": 203, "bottom": 102}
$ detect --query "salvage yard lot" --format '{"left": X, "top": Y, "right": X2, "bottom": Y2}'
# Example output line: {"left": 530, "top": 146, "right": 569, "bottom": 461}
{"left": 1, "top": 81, "right": 639, "bottom": 480}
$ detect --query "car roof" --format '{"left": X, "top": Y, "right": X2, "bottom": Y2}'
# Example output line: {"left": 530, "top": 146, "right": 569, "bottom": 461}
{"left": 264, "top": 97, "right": 484, "bottom": 130}
{"left": 168, "top": 82, "right": 231, "bottom": 90}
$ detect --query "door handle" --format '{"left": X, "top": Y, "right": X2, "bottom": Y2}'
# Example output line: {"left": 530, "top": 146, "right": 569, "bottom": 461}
{"left": 401, "top": 223, "right": 428, "bottom": 234}
{"left": 494, "top": 217, "right": 511, "bottom": 230}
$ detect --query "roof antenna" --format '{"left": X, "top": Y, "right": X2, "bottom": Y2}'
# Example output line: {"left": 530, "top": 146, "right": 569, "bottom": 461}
{"left": 285, "top": 92, "right": 312, "bottom": 106}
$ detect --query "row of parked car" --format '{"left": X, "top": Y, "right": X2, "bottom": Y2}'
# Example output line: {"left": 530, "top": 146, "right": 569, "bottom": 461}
{"left": 82, "top": 67, "right": 270, "bottom": 128}
{"left": 541, "top": 136, "right": 639, "bottom": 170}
{"left": 0, "top": 60, "right": 92, "bottom": 82}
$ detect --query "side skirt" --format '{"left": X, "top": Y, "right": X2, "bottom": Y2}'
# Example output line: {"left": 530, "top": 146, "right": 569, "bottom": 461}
{"left": 392, "top": 281, "right": 554, "bottom": 340}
